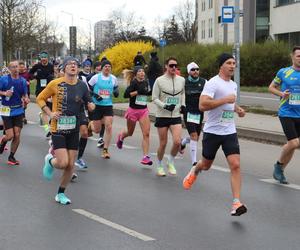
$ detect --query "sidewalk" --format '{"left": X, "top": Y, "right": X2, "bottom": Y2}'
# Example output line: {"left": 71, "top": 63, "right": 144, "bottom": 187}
{"left": 113, "top": 102, "right": 286, "bottom": 145}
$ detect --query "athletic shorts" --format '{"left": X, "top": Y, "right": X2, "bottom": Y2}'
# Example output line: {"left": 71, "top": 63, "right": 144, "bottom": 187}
{"left": 183, "top": 112, "right": 203, "bottom": 135}
{"left": 79, "top": 111, "right": 89, "bottom": 126}
{"left": 2, "top": 114, "right": 24, "bottom": 129}
{"left": 51, "top": 132, "right": 80, "bottom": 150}
{"left": 125, "top": 107, "right": 149, "bottom": 122}
{"left": 46, "top": 101, "right": 52, "bottom": 110}
{"left": 154, "top": 117, "right": 182, "bottom": 128}
{"left": 279, "top": 116, "right": 300, "bottom": 141}
{"left": 89, "top": 105, "right": 113, "bottom": 121}
{"left": 202, "top": 132, "right": 240, "bottom": 160}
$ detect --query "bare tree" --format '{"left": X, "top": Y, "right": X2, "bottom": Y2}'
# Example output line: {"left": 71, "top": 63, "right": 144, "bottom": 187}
{"left": 174, "top": 0, "right": 197, "bottom": 42}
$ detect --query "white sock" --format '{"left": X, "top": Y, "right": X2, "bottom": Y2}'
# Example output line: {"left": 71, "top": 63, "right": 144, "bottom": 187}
{"left": 168, "top": 155, "right": 175, "bottom": 165}
{"left": 181, "top": 137, "right": 190, "bottom": 146}
{"left": 189, "top": 140, "right": 198, "bottom": 164}
{"left": 157, "top": 159, "right": 162, "bottom": 167}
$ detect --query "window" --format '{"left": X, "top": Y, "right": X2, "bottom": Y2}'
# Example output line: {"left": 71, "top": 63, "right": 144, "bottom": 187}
{"left": 201, "top": 20, "right": 205, "bottom": 39}
{"left": 208, "top": 18, "right": 213, "bottom": 38}
{"left": 209, "top": 0, "right": 213, "bottom": 8}
{"left": 276, "top": 0, "right": 300, "bottom": 6}
{"left": 201, "top": 0, "right": 206, "bottom": 11}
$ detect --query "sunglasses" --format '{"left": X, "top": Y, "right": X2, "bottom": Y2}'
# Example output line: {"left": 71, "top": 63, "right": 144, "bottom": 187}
{"left": 190, "top": 68, "right": 199, "bottom": 72}
{"left": 168, "top": 64, "right": 177, "bottom": 68}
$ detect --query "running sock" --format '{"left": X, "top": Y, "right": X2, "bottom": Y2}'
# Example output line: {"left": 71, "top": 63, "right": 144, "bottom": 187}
{"left": 58, "top": 187, "right": 65, "bottom": 194}
{"left": 168, "top": 155, "right": 175, "bottom": 165}
{"left": 100, "top": 125, "right": 105, "bottom": 138}
{"left": 233, "top": 198, "right": 240, "bottom": 203}
{"left": 9, "top": 152, "right": 15, "bottom": 159}
{"left": 277, "top": 161, "right": 283, "bottom": 166}
{"left": 181, "top": 137, "right": 190, "bottom": 146}
{"left": 157, "top": 160, "right": 162, "bottom": 166}
{"left": 189, "top": 140, "right": 198, "bottom": 164}
{"left": 78, "top": 137, "right": 88, "bottom": 159}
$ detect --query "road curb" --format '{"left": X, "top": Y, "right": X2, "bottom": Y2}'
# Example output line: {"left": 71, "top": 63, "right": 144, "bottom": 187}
{"left": 113, "top": 107, "right": 286, "bottom": 145}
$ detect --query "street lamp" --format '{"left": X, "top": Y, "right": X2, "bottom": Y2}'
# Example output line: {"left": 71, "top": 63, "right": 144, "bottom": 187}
{"left": 61, "top": 11, "right": 76, "bottom": 57}
{"left": 80, "top": 17, "right": 92, "bottom": 56}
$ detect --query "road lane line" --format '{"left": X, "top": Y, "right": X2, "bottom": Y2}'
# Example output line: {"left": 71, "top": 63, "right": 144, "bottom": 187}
{"left": 211, "top": 165, "right": 230, "bottom": 173}
{"left": 240, "top": 95, "right": 278, "bottom": 101}
{"left": 260, "top": 179, "right": 300, "bottom": 190}
{"left": 72, "top": 209, "right": 156, "bottom": 242}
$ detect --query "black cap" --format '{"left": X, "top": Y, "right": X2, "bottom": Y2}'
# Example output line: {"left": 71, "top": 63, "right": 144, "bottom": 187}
{"left": 218, "top": 53, "right": 234, "bottom": 68}
{"left": 133, "top": 66, "right": 144, "bottom": 75}
{"left": 101, "top": 60, "right": 112, "bottom": 69}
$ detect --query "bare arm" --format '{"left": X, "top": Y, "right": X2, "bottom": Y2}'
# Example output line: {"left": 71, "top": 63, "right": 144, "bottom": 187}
{"left": 268, "top": 81, "right": 289, "bottom": 99}
{"left": 199, "top": 94, "right": 236, "bottom": 112}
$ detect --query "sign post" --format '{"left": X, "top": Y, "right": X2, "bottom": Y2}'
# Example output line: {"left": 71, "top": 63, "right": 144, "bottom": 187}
{"left": 159, "top": 38, "right": 167, "bottom": 65}
{"left": 69, "top": 26, "right": 77, "bottom": 57}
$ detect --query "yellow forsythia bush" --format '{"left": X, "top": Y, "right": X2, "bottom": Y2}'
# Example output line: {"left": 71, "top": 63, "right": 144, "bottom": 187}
{"left": 99, "top": 41, "right": 154, "bottom": 75}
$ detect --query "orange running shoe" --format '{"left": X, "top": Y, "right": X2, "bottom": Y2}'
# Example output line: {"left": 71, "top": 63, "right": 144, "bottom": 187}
{"left": 102, "top": 148, "right": 110, "bottom": 159}
{"left": 183, "top": 167, "right": 197, "bottom": 190}
{"left": 231, "top": 201, "right": 247, "bottom": 216}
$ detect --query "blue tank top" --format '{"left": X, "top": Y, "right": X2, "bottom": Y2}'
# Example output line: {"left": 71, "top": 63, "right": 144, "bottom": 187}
{"left": 92, "top": 74, "right": 114, "bottom": 106}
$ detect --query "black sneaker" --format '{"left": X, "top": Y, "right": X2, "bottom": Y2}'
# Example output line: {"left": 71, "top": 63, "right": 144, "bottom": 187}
{"left": 97, "top": 137, "right": 104, "bottom": 148}
{"left": 71, "top": 173, "right": 78, "bottom": 182}
{"left": 7, "top": 156, "right": 20, "bottom": 165}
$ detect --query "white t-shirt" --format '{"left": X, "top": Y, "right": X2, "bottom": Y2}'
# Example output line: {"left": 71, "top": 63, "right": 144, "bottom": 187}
{"left": 201, "top": 75, "right": 237, "bottom": 135}
{"left": 88, "top": 73, "right": 118, "bottom": 88}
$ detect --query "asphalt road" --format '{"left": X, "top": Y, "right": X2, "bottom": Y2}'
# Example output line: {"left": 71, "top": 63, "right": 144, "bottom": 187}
{"left": 0, "top": 104, "right": 300, "bottom": 250}
{"left": 240, "top": 91, "right": 279, "bottom": 111}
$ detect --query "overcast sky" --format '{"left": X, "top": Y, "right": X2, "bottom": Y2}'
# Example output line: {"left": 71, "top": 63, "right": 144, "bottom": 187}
{"left": 42, "top": 0, "right": 185, "bottom": 45}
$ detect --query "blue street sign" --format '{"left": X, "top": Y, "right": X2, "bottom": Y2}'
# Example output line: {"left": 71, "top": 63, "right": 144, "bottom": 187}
{"left": 159, "top": 39, "right": 167, "bottom": 47}
{"left": 222, "top": 6, "right": 234, "bottom": 23}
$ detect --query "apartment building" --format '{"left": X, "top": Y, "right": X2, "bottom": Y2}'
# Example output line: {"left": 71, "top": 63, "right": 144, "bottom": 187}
{"left": 94, "top": 20, "right": 115, "bottom": 52}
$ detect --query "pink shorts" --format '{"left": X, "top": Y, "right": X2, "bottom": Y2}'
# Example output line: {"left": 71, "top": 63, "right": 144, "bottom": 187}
{"left": 125, "top": 107, "right": 149, "bottom": 122}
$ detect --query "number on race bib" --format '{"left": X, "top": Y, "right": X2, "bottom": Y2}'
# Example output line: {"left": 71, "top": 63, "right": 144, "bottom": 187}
{"left": 187, "top": 112, "right": 201, "bottom": 124}
{"left": 0, "top": 106, "right": 11, "bottom": 116}
{"left": 220, "top": 110, "right": 234, "bottom": 123}
{"left": 135, "top": 95, "right": 148, "bottom": 105}
{"left": 57, "top": 116, "right": 77, "bottom": 130}
{"left": 166, "top": 96, "right": 179, "bottom": 105}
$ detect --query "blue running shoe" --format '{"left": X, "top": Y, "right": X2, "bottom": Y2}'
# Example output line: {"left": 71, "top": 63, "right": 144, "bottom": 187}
{"left": 273, "top": 163, "right": 288, "bottom": 184}
{"left": 55, "top": 193, "right": 71, "bottom": 205}
{"left": 43, "top": 154, "right": 54, "bottom": 180}
{"left": 75, "top": 158, "right": 88, "bottom": 170}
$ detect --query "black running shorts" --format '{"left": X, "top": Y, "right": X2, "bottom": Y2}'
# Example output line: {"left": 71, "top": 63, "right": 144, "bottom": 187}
{"left": 2, "top": 114, "right": 24, "bottom": 129}
{"left": 202, "top": 132, "right": 240, "bottom": 160}
{"left": 89, "top": 105, "right": 113, "bottom": 121}
{"left": 51, "top": 132, "right": 80, "bottom": 150}
{"left": 154, "top": 117, "right": 182, "bottom": 128}
{"left": 279, "top": 116, "right": 300, "bottom": 141}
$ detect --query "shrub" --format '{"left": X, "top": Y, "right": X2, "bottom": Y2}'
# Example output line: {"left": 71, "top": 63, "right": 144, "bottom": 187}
{"left": 99, "top": 41, "right": 154, "bottom": 75}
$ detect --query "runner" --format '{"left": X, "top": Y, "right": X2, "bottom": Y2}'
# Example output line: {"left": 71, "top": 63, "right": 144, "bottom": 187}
{"left": 268, "top": 45, "right": 300, "bottom": 184}
{"left": 88, "top": 60, "right": 119, "bottom": 159}
{"left": 180, "top": 62, "right": 206, "bottom": 166}
{"left": 152, "top": 57, "right": 185, "bottom": 176}
{"left": 0, "top": 60, "right": 30, "bottom": 165}
{"left": 183, "top": 53, "right": 247, "bottom": 216}
{"left": 36, "top": 56, "right": 95, "bottom": 205}
{"left": 29, "top": 51, "right": 54, "bottom": 137}
{"left": 116, "top": 66, "right": 152, "bottom": 165}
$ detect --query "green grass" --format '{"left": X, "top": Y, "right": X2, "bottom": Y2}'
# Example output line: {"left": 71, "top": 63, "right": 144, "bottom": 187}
{"left": 240, "top": 86, "right": 269, "bottom": 93}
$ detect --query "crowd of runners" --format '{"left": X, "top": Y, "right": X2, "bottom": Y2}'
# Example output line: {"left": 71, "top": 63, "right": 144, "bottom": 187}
{"left": 1, "top": 45, "right": 300, "bottom": 217}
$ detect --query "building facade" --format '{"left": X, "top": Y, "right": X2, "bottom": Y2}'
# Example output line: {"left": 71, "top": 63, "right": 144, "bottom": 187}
{"left": 94, "top": 20, "right": 115, "bottom": 53}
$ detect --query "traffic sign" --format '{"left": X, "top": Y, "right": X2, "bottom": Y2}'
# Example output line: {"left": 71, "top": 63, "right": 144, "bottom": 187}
{"left": 222, "top": 6, "right": 234, "bottom": 23}
{"left": 159, "top": 39, "right": 167, "bottom": 47}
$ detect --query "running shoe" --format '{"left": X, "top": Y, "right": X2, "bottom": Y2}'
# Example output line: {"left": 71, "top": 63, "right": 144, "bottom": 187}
{"left": 102, "top": 149, "right": 110, "bottom": 159}
{"left": 231, "top": 201, "right": 247, "bottom": 216}
{"left": 71, "top": 173, "right": 78, "bottom": 182}
{"left": 0, "top": 140, "right": 7, "bottom": 154}
{"left": 141, "top": 156, "right": 153, "bottom": 165}
{"left": 156, "top": 166, "right": 166, "bottom": 177}
{"left": 116, "top": 133, "right": 123, "bottom": 149}
{"left": 273, "top": 162, "right": 288, "bottom": 184}
{"left": 183, "top": 167, "right": 197, "bottom": 190}
{"left": 75, "top": 158, "right": 88, "bottom": 170}
{"left": 55, "top": 193, "right": 71, "bottom": 205}
{"left": 167, "top": 162, "right": 177, "bottom": 175}
{"left": 7, "top": 156, "right": 20, "bottom": 165}
{"left": 43, "top": 154, "right": 54, "bottom": 181}
{"left": 97, "top": 137, "right": 104, "bottom": 148}
{"left": 43, "top": 124, "right": 49, "bottom": 133}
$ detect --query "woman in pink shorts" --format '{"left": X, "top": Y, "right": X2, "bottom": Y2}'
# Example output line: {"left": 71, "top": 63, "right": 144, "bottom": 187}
{"left": 116, "top": 66, "right": 152, "bottom": 165}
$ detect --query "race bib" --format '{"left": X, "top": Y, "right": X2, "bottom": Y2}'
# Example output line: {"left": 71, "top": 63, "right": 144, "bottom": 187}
{"left": 0, "top": 106, "right": 11, "bottom": 116}
{"left": 40, "top": 79, "right": 47, "bottom": 87}
{"left": 99, "top": 89, "right": 110, "bottom": 99}
{"left": 220, "top": 110, "right": 234, "bottom": 123}
{"left": 289, "top": 93, "right": 300, "bottom": 105}
{"left": 166, "top": 96, "right": 179, "bottom": 105}
{"left": 57, "top": 116, "right": 76, "bottom": 130}
{"left": 187, "top": 112, "right": 201, "bottom": 124}
{"left": 135, "top": 95, "right": 148, "bottom": 105}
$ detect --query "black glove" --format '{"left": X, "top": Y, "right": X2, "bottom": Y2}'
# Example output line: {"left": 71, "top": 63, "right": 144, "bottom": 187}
{"left": 91, "top": 92, "right": 103, "bottom": 101}
{"left": 180, "top": 105, "right": 186, "bottom": 114}
{"left": 113, "top": 86, "right": 119, "bottom": 97}
{"left": 164, "top": 104, "right": 176, "bottom": 112}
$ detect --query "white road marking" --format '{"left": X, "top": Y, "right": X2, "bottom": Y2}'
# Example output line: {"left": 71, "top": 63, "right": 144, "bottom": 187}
{"left": 211, "top": 165, "right": 230, "bottom": 173}
{"left": 72, "top": 209, "right": 155, "bottom": 242}
{"left": 240, "top": 95, "right": 278, "bottom": 101}
{"left": 260, "top": 179, "right": 300, "bottom": 190}
{"left": 27, "top": 120, "right": 38, "bottom": 125}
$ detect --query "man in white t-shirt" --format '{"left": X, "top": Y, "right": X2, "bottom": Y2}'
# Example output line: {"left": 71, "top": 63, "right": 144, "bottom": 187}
{"left": 182, "top": 53, "right": 247, "bottom": 216}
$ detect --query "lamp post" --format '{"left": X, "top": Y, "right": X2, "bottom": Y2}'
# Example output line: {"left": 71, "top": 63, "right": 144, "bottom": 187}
{"left": 61, "top": 11, "right": 76, "bottom": 57}
{"left": 80, "top": 17, "right": 92, "bottom": 56}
